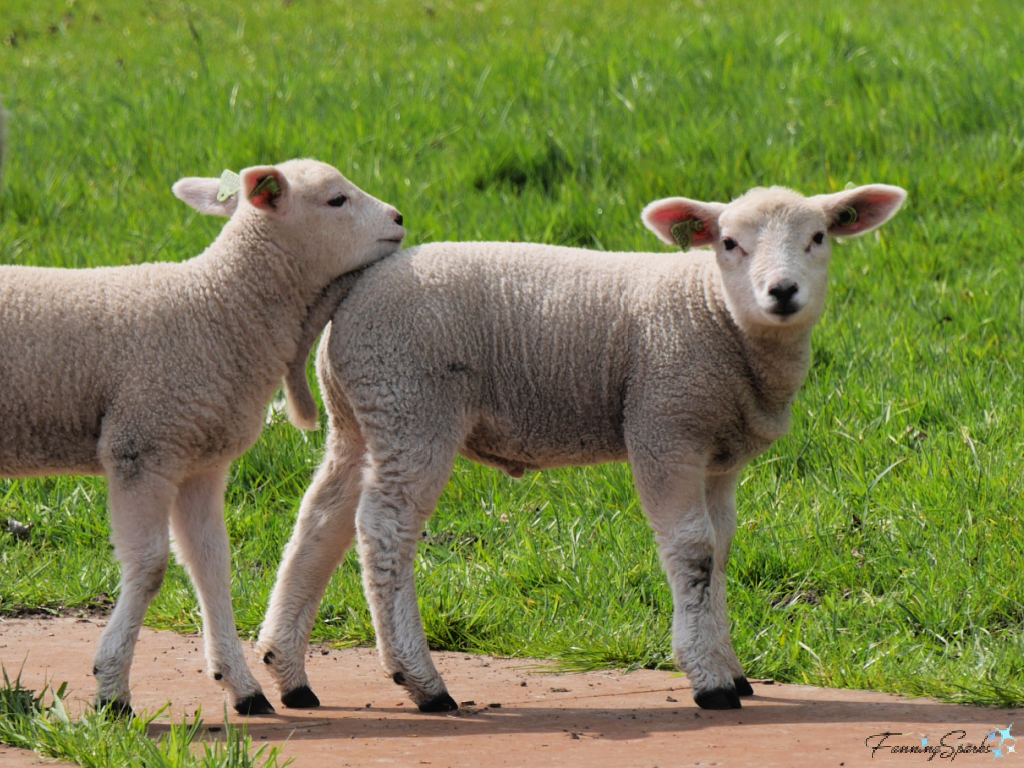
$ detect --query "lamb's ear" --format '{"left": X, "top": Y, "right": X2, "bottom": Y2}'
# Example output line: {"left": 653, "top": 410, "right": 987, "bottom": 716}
{"left": 814, "top": 184, "right": 907, "bottom": 238}
{"left": 641, "top": 197, "right": 727, "bottom": 249}
{"left": 172, "top": 177, "right": 239, "bottom": 217}
{"left": 240, "top": 165, "right": 291, "bottom": 215}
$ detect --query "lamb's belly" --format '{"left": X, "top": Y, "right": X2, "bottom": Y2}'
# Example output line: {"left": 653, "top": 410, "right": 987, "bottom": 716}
{"left": 0, "top": 346, "right": 107, "bottom": 477}
{"left": 0, "top": 459, "right": 104, "bottom": 478}
{"left": 0, "top": 419, "right": 104, "bottom": 478}
{"left": 461, "top": 420, "right": 627, "bottom": 477}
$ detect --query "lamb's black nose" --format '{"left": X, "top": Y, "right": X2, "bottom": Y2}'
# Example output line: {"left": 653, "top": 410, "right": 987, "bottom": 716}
{"left": 394, "top": 212, "right": 404, "bottom": 226}
{"left": 768, "top": 281, "right": 799, "bottom": 315}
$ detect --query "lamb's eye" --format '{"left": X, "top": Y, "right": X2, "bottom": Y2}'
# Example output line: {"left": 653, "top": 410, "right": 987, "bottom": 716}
{"left": 328, "top": 195, "right": 348, "bottom": 208}
{"left": 812, "top": 232, "right": 825, "bottom": 245}
{"left": 722, "top": 237, "right": 738, "bottom": 251}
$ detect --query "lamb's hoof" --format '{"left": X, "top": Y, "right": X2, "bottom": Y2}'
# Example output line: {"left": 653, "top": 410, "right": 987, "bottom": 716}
{"left": 281, "top": 685, "right": 320, "bottom": 709}
{"left": 417, "top": 692, "right": 459, "bottom": 713}
{"left": 234, "top": 692, "right": 276, "bottom": 716}
{"left": 97, "top": 698, "right": 134, "bottom": 719}
{"left": 693, "top": 686, "right": 742, "bottom": 710}
{"left": 734, "top": 676, "right": 754, "bottom": 697}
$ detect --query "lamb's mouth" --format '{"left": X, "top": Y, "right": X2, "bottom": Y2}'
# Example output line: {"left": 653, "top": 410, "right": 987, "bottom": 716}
{"left": 764, "top": 302, "right": 801, "bottom": 321}
{"left": 379, "top": 238, "right": 404, "bottom": 243}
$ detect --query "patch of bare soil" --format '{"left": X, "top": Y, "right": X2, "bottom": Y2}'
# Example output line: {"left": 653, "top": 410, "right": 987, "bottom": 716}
{"left": 0, "top": 616, "right": 1019, "bottom": 767}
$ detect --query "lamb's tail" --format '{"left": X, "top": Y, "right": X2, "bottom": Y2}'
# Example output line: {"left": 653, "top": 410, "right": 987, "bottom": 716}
{"left": 284, "top": 270, "right": 364, "bottom": 430}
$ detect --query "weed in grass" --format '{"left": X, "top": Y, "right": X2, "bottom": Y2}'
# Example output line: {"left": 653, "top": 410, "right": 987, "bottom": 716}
{"left": 0, "top": 667, "right": 290, "bottom": 768}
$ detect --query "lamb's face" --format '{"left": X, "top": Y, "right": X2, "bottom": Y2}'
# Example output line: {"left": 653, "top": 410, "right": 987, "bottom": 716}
{"left": 641, "top": 184, "right": 907, "bottom": 334}
{"left": 270, "top": 159, "right": 406, "bottom": 280}
{"left": 713, "top": 188, "right": 831, "bottom": 329}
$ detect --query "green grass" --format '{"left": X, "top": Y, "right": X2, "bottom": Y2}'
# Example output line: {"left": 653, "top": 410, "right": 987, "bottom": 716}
{"left": 1, "top": 0, "right": 1024, "bottom": 718}
{"left": 0, "top": 669, "right": 290, "bottom": 767}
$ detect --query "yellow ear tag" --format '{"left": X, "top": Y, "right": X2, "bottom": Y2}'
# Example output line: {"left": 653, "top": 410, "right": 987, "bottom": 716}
{"left": 670, "top": 219, "right": 704, "bottom": 249}
{"left": 217, "top": 170, "right": 241, "bottom": 202}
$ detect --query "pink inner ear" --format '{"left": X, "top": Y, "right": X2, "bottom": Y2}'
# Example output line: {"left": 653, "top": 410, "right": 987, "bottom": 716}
{"left": 862, "top": 193, "right": 897, "bottom": 212}
{"left": 242, "top": 169, "right": 286, "bottom": 211}
{"left": 249, "top": 189, "right": 275, "bottom": 210}
{"left": 650, "top": 206, "right": 694, "bottom": 223}
{"left": 840, "top": 194, "right": 897, "bottom": 231}
{"left": 690, "top": 228, "right": 714, "bottom": 245}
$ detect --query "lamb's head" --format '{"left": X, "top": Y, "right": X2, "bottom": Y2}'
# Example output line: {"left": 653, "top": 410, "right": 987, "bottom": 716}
{"left": 172, "top": 158, "right": 405, "bottom": 280}
{"left": 642, "top": 184, "right": 906, "bottom": 333}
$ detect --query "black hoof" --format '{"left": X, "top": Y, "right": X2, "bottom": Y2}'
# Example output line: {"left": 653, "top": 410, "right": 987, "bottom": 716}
{"left": 733, "top": 676, "right": 754, "bottom": 697}
{"left": 281, "top": 685, "right": 320, "bottom": 709}
{"left": 234, "top": 692, "right": 276, "bottom": 716}
{"left": 693, "top": 686, "right": 742, "bottom": 710}
{"left": 97, "top": 698, "right": 134, "bottom": 719}
{"left": 417, "top": 691, "right": 459, "bottom": 713}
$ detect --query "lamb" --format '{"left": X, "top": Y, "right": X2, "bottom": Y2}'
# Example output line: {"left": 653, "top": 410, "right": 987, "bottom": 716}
{"left": 0, "top": 159, "right": 405, "bottom": 715}
{"left": 194, "top": 182, "right": 906, "bottom": 712}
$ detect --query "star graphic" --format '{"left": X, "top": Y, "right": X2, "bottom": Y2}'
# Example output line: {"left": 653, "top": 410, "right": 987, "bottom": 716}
{"left": 921, "top": 737, "right": 929, "bottom": 747}
{"left": 998, "top": 725, "right": 1016, "bottom": 744}
{"left": 989, "top": 732, "right": 1000, "bottom": 742}
{"left": 1010, "top": 746, "right": 1016, "bottom": 753}
{"left": 993, "top": 747, "right": 1004, "bottom": 759}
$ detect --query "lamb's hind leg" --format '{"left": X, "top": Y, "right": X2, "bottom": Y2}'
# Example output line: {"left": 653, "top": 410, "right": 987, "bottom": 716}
{"left": 358, "top": 442, "right": 459, "bottom": 713}
{"left": 170, "top": 466, "right": 273, "bottom": 715}
{"left": 92, "top": 473, "right": 176, "bottom": 715}
{"left": 630, "top": 452, "right": 741, "bottom": 710}
{"left": 258, "top": 430, "right": 367, "bottom": 708}
{"left": 706, "top": 472, "right": 751, "bottom": 696}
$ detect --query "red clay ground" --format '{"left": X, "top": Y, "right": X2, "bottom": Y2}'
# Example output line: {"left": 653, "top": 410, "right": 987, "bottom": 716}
{"left": 1, "top": 616, "right": 1020, "bottom": 767}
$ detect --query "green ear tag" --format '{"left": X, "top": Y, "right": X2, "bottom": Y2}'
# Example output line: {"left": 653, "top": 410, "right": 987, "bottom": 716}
{"left": 670, "top": 219, "right": 704, "bottom": 249}
{"left": 217, "top": 170, "right": 241, "bottom": 202}
{"left": 837, "top": 206, "right": 858, "bottom": 227}
{"left": 248, "top": 175, "right": 282, "bottom": 199}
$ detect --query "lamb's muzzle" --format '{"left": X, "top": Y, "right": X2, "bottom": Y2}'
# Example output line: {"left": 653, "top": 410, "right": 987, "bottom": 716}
{"left": 767, "top": 280, "right": 800, "bottom": 316}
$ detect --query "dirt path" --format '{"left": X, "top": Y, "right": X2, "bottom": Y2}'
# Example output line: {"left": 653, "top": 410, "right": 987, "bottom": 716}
{"left": 0, "top": 616, "right": 1019, "bottom": 767}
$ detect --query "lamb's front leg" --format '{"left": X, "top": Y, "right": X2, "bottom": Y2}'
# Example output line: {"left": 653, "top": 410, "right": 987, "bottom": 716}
{"left": 706, "top": 472, "right": 752, "bottom": 696}
{"left": 92, "top": 473, "right": 176, "bottom": 714}
{"left": 631, "top": 457, "right": 742, "bottom": 710}
{"left": 356, "top": 450, "right": 459, "bottom": 713}
{"left": 170, "top": 467, "right": 274, "bottom": 715}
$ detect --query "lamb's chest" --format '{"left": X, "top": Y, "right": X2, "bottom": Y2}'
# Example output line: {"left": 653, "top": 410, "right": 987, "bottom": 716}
{"left": 706, "top": 402, "right": 793, "bottom": 474}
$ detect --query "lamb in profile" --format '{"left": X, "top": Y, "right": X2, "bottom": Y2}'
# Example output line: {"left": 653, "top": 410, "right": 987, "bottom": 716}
{"left": 0, "top": 159, "right": 405, "bottom": 715}
{"left": 246, "top": 182, "right": 906, "bottom": 713}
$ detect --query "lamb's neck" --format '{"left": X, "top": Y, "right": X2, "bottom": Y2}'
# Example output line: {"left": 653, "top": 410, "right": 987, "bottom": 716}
{"left": 185, "top": 217, "right": 318, "bottom": 366}
{"left": 703, "top": 269, "right": 814, "bottom": 412}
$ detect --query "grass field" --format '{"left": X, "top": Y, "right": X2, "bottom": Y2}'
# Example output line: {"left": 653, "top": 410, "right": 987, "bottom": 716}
{"left": 1, "top": 0, "right": 1024, "bottom": 712}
